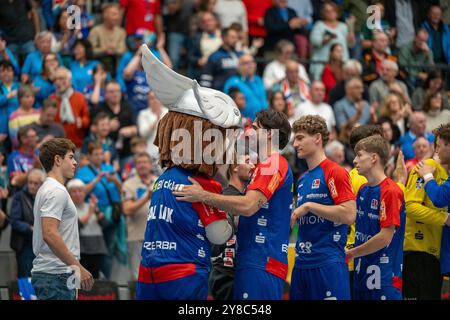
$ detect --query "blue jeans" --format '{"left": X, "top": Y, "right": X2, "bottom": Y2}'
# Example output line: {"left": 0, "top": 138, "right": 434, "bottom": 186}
{"left": 167, "top": 32, "right": 187, "bottom": 71}
{"left": 31, "top": 272, "right": 77, "bottom": 300}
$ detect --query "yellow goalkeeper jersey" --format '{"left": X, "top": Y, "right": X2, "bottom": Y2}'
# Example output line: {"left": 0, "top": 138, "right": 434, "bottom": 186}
{"left": 404, "top": 159, "right": 448, "bottom": 258}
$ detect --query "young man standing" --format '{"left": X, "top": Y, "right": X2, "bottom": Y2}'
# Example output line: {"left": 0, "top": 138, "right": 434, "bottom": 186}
{"left": 290, "top": 115, "right": 356, "bottom": 300}
{"left": 173, "top": 109, "right": 294, "bottom": 300}
{"left": 347, "top": 135, "right": 406, "bottom": 300}
{"left": 417, "top": 123, "right": 450, "bottom": 280}
{"left": 32, "top": 138, "right": 93, "bottom": 300}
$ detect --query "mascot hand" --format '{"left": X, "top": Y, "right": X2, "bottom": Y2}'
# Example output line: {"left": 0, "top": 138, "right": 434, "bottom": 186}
{"left": 173, "top": 176, "right": 205, "bottom": 202}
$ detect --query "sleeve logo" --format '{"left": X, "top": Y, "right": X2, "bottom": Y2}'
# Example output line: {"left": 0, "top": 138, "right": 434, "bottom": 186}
{"left": 380, "top": 200, "right": 386, "bottom": 221}
{"left": 268, "top": 172, "right": 282, "bottom": 193}
{"left": 328, "top": 178, "right": 338, "bottom": 198}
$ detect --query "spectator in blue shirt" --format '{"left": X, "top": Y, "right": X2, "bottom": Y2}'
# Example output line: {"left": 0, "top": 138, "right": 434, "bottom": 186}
{"left": 70, "top": 39, "right": 99, "bottom": 94}
{"left": 334, "top": 77, "right": 371, "bottom": 132}
{"left": 32, "top": 52, "right": 59, "bottom": 108}
{"left": 224, "top": 54, "right": 268, "bottom": 120}
{"left": 200, "top": 27, "right": 243, "bottom": 90}
{"left": 0, "top": 33, "right": 20, "bottom": 76}
{"left": 21, "top": 32, "right": 62, "bottom": 83}
{"left": 400, "top": 111, "right": 435, "bottom": 161}
{"left": 0, "top": 60, "right": 19, "bottom": 143}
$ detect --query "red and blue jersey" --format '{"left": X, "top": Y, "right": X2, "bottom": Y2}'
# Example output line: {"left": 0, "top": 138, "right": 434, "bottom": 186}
{"left": 354, "top": 178, "right": 405, "bottom": 291}
{"left": 236, "top": 153, "right": 294, "bottom": 280}
{"left": 424, "top": 177, "right": 450, "bottom": 275}
{"left": 295, "top": 159, "right": 355, "bottom": 268}
{"left": 139, "top": 167, "right": 227, "bottom": 282}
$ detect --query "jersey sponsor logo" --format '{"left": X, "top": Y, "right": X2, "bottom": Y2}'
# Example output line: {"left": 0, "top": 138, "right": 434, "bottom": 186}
{"left": 380, "top": 254, "right": 389, "bottom": 264}
{"left": 281, "top": 244, "right": 288, "bottom": 253}
{"left": 298, "top": 214, "right": 325, "bottom": 225}
{"left": 225, "top": 248, "right": 235, "bottom": 258}
{"left": 148, "top": 205, "right": 174, "bottom": 223}
{"left": 367, "top": 212, "right": 380, "bottom": 221}
{"left": 415, "top": 178, "right": 424, "bottom": 189}
{"left": 355, "top": 231, "right": 373, "bottom": 243}
{"left": 257, "top": 216, "right": 267, "bottom": 227}
{"left": 328, "top": 178, "right": 338, "bottom": 198}
{"left": 223, "top": 257, "right": 234, "bottom": 268}
{"left": 143, "top": 241, "right": 177, "bottom": 251}
{"left": 380, "top": 200, "right": 386, "bottom": 222}
{"left": 196, "top": 234, "right": 205, "bottom": 241}
{"left": 305, "top": 193, "right": 328, "bottom": 200}
{"left": 414, "top": 230, "right": 424, "bottom": 240}
{"left": 154, "top": 179, "right": 176, "bottom": 191}
{"left": 268, "top": 172, "right": 282, "bottom": 193}
{"left": 226, "top": 236, "right": 236, "bottom": 247}
{"left": 312, "top": 179, "right": 321, "bottom": 189}
{"left": 255, "top": 233, "right": 265, "bottom": 244}
{"left": 198, "top": 247, "right": 206, "bottom": 258}
{"left": 333, "top": 232, "right": 341, "bottom": 242}
{"left": 371, "top": 199, "right": 378, "bottom": 210}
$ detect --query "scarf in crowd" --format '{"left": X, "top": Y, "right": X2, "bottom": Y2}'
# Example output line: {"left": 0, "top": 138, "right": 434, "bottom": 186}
{"left": 281, "top": 79, "right": 311, "bottom": 114}
{"left": 58, "top": 87, "right": 75, "bottom": 124}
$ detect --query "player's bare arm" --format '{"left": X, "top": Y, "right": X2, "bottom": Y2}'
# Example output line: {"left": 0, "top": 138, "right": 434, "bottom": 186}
{"left": 42, "top": 217, "right": 94, "bottom": 291}
{"left": 291, "top": 200, "right": 356, "bottom": 227}
{"left": 345, "top": 225, "right": 395, "bottom": 260}
{"left": 173, "top": 176, "right": 267, "bottom": 217}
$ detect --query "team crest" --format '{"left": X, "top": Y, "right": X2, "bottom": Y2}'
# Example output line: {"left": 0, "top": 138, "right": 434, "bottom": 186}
{"left": 415, "top": 178, "right": 424, "bottom": 189}
{"left": 312, "top": 179, "right": 321, "bottom": 189}
{"left": 371, "top": 199, "right": 378, "bottom": 210}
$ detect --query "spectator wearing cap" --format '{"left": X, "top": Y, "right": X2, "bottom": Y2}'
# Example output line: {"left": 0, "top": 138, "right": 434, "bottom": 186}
{"left": 67, "top": 179, "right": 109, "bottom": 279}
{"left": 8, "top": 85, "right": 40, "bottom": 149}
{"left": 50, "top": 67, "right": 90, "bottom": 148}
{"left": 10, "top": 169, "right": 46, "bottom": 278}
{"left": 0, "top": 60, "right": 19, "bottom": 145}
{"left": 224, "top": 54, "right": 267, "bottom": 120}
{"left": 70, "top": 39, "right": 100, "bottom": 94}
{"left": 88, "top": 3, "right": 127, "bottom": 59}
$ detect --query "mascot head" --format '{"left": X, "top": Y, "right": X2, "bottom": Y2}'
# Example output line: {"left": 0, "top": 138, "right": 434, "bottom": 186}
{"left": 141, "top": 45, "right": 241, "bottom": 176}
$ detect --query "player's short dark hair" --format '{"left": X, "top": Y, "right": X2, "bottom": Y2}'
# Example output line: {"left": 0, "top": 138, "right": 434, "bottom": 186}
{"left": 256, "top": 109, "right": 291, "bottom": 149}
{"left": 354, "top": 135, "right": 390, "bottom": 166}
{"left": 292, "top": 115, "right": 329, "bottom": 147}
{"left": 39, "top": 138, "right": 76, "bottom": 172}
{"left": 433, "top": 123, "right": 450, "bottom": 145}
{"left": 349, "top": 125, "right": 384, "bottom": 150}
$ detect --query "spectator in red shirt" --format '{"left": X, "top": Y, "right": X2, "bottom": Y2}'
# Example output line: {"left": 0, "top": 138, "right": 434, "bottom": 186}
{"left": 322, "top": 43, "right": 344, "bottom": 102}
{"left": 242, "top": 0, "right": 272, "bottom": 39}
{"left": 120, "top": 0, "right": 164, "bottom": 39}
{"left": 50, "top": 67, "right": 90, "bottom": 148}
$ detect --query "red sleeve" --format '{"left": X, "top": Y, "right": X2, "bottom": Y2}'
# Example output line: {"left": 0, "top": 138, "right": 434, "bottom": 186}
{"left": 154, "top": 0, "right": 161, "bottom": 15}
{"left": 321, "top": 65, "right": 336, "bottom": 91}
{"left": 119, "top": 0, "right": 128, "bottom": 8}
{"left": 323, "top": 161, "right": 355, "bottom": 205}
{"left": 246, "top": 154, "right": 288, "bottom": 201}
{"left": 379, "top": 183, "right": 402, "bottom": 229}
{"left": 191, "top": 175, "right": 227, "bottom": 227}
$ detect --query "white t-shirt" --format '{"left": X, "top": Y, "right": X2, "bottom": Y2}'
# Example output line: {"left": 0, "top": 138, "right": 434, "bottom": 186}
{"left": 263, "top": 60, "right": 310, "bottom": 90}
{"left": 138, "top": 107, "right": 168, "bottom": 159}
{"left": 294, "top": 100, "right": 336, "bottom": 131}
{"left": 32, "top": 177, "right": 80, "bottom": 274}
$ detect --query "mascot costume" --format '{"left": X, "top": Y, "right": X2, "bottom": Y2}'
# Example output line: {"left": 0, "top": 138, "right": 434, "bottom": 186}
{"left": 136, "top": 44, "right": 241, "bottom": 300}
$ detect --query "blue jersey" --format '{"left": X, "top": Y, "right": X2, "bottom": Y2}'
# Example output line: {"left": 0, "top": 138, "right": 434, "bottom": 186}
{"left": 354, "top": 178, "right": 405, "bottom": 292}
{"left": 236, "top": 153, "right": 293, "bottom": 280}
{"left": 295, "top": 158, "right": 355, "bottom": 268}
{"left": 424, "top": 177, "right": 450, "bottom": 275}
{"left": 140, "top": 167, "right": 227, "bottom": 271}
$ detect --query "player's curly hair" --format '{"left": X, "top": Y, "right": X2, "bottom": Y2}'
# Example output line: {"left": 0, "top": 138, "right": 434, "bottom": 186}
{"left": 433, "top": 122, "right": 450, "bottom": 144}
{"left": 292, "top": 115, "right": 329, "bottom": 146}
